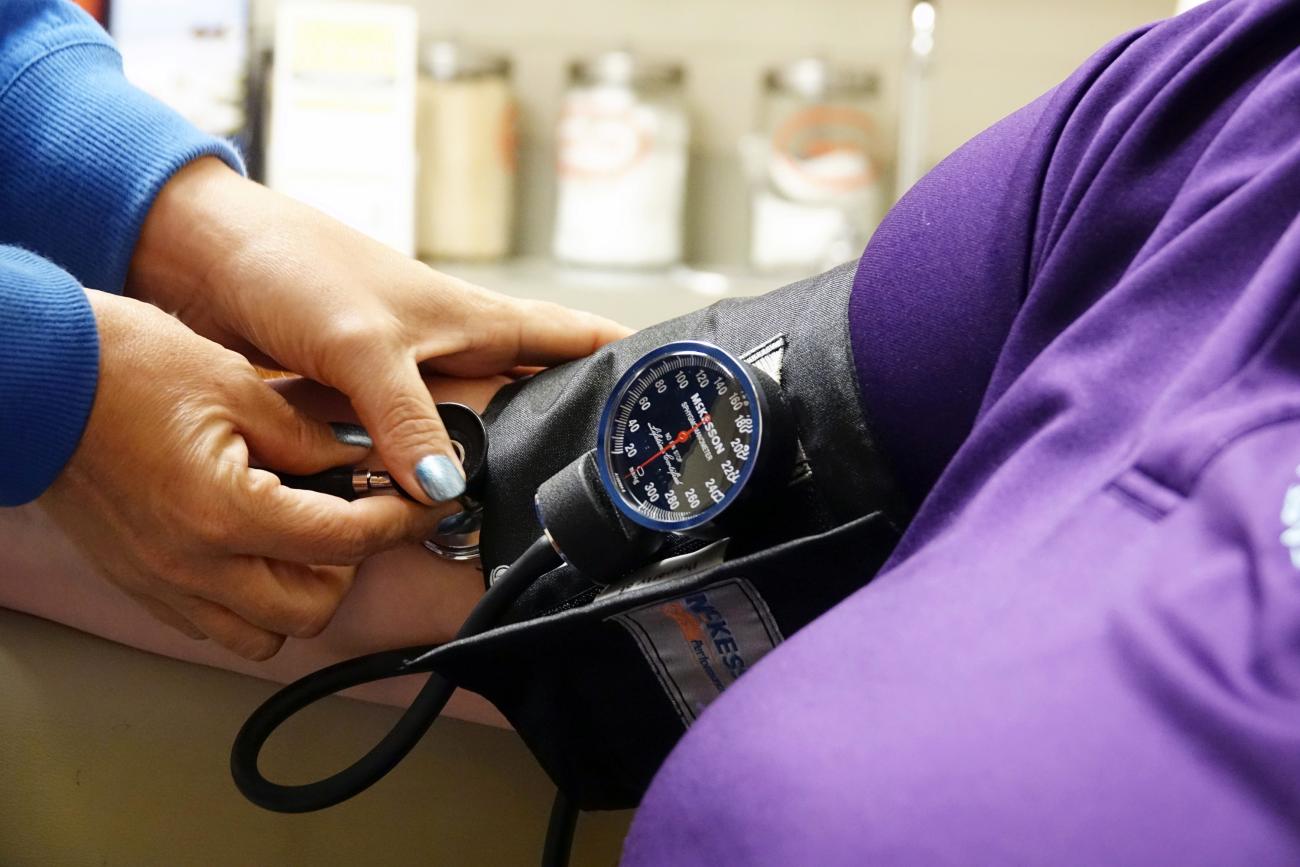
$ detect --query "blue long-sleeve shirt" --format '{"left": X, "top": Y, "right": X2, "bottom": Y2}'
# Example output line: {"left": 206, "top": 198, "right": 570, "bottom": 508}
{"left": 0, "top": 0, "right": 242, "bottom": 505}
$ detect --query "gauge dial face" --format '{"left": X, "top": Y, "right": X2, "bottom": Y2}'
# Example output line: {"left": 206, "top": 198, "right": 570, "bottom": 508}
{"left": 599, "top": 344, "right": 761, "bottom": 531}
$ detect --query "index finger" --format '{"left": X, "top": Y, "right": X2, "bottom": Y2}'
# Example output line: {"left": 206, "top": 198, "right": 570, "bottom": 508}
{"left": 504, "top": 298, "right": 633, "bottom": 367}
{"left": 234, "top": 470, "right": 454, "bottom": 565}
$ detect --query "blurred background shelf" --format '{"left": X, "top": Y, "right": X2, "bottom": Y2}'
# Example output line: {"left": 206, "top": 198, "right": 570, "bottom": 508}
{"left": 439, "top": 257, "right": 776, "bottom": 326}
{"left": 86, "top": 0, "right": 1180, "bottom": 270}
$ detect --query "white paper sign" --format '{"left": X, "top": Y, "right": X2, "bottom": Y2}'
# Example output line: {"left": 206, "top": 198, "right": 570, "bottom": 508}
{"left": 268, "top": 2, "right": 417, "bottom": 255}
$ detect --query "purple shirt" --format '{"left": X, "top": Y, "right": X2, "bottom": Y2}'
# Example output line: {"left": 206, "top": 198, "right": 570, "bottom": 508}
{"left": 624, "top": 1, "right": 1300, "bottom": 862}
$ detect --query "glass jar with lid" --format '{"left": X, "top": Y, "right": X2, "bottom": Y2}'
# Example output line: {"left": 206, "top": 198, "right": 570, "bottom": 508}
{"left": 553, "top": 50, "right": 689, "bottom": 269}
{"left": 417, "top": 40, "right": 515, "bottom": 261}
{"left": 746, "top": 58, "right": 885, "bottom": 274}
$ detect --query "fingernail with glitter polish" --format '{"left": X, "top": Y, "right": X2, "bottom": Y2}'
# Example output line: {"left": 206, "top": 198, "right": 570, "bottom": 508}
{"left": 437, "top": 510, "right": 478, "bottom": 535}
{"left": 330, "top": 422, "right": 373, "bottom": 449}
{"left": 415, "top": 454, "right": 465, "bottom": 502}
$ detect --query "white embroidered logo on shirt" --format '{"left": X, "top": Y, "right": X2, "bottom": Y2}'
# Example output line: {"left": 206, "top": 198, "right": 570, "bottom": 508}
{"left": 1281, "top": 467, "right": 1300, "bottom": 570}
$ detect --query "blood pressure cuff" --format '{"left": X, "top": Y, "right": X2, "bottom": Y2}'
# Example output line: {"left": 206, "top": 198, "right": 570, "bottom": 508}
{"left": 430, "top": 261, "right": 908, "bottom": 809}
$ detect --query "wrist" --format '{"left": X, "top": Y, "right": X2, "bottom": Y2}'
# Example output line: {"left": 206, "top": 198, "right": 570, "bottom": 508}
{"left": 125, "top": 157, "right": 253, "bottom": 315}
{"left": 85, "top": 285, "right": 129, "bottom": 340}
{"left": 84, "top": 287, "right": 166, "bottom": 370}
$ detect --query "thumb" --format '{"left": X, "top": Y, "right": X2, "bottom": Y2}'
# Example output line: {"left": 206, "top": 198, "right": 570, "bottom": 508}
{"left": 337, "top": 354, "right": 465, "bottom": 505}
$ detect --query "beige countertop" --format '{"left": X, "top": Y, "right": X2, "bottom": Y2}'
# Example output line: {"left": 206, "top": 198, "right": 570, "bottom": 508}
{"left": 0, "top": 608, "right": 633, "bottom": 866}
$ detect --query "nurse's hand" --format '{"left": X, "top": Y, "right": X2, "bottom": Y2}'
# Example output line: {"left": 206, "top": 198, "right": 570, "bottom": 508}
{"left": 126, "top": 158, "right": 630, "bottom": 505}
{"left": 39, "top": 290, "right": 455, "bottom": 661}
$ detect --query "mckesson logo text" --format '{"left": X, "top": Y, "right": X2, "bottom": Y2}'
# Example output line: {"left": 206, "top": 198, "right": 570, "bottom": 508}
{"left": 688, "top": 392, "right": 726, "bottom": 459}
{"left": 1281, "top": 466, "right": 1300, "bottom": 570}
{"left": 684, "top": 592, "right": 747, "bottom": 678}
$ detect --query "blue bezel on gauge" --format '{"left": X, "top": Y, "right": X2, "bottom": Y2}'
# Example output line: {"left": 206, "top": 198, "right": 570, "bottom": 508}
{"left": 595, "top": 340, "right": 765, "bottom": 534}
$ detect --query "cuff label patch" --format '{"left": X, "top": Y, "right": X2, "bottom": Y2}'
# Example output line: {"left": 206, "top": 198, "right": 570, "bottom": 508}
{"left": 612, "top": 578, "right": 783, "bottom": 726}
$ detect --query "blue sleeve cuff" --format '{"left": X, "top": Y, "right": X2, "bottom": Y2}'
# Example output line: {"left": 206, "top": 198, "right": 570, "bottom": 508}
{"left": 0, "top": 39, "right": 245, "bottom": 294}
{"left": 0, "top": 247, "right": 99, "bottom": 506}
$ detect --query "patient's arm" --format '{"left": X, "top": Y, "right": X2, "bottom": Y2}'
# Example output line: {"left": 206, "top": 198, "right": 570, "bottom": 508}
{"left": 0, "top": 374, "right": 510, "bottom": 726}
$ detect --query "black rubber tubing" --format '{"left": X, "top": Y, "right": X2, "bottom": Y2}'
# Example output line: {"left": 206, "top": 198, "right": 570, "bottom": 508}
{"left": 231, "top": 536, "right": 561, "bottom": 813}
{"left": 541, "top": 789, "right": 579, "bottom": 867}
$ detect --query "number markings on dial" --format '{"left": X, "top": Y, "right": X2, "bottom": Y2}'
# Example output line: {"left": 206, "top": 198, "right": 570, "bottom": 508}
{"left": 604, "top": 351, "right": 758, "bottom": 528}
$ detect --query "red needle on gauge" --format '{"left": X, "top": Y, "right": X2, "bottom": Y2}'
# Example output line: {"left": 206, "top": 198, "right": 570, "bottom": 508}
{"left": 627, "top": 414, "right": 711, "bottom": 477}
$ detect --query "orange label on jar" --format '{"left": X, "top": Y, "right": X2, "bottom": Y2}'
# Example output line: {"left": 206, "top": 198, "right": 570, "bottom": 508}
{"left": 499, "top": 101, "right": 519, "bottom": 174}
{"left": 557, "top": 104, "right": 652, "bottom": 179}
{"left": 772, "top": 106, "right": 878, "bottom": 194}
{"left": 72, "top": 0, "right": 105, "bottom": 22}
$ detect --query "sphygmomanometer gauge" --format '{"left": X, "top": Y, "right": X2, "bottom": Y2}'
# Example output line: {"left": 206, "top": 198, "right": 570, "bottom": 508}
{"left": 596, "top": 341, "right": 793, "bottom": 535}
